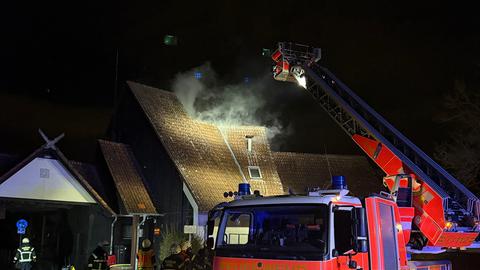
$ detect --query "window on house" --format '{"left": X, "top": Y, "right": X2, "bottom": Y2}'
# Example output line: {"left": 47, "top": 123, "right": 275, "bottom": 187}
{"left": 248, "top": 166, "right": 262, "bottom": 179}
{"left": 40, "top": 168, "right": 50, "bottom": 178}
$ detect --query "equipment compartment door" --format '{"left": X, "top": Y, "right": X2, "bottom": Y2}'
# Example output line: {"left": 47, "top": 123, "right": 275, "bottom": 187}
{"left": 365, "top": 196, "right": 401, "bottom": 270}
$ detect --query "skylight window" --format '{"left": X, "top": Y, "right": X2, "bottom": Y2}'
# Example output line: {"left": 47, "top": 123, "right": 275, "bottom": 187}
{"left": 248, "top": 166, "right": 262, "bottom": 179}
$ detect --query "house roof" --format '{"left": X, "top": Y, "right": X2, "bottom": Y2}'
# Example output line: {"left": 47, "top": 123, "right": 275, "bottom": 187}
{"left": 127, "top": 81, "right": 284, "bottom": 211}
{"left": 69, "top": 160, "right": 119, "bottom": 214}
{"left": 221, "top": 126, "right": 283, "bottom": 195}
{"left": 0, "top": 145, "right": 115, "bottom": 215}
{"left": 98, "top": 139, "right": 157, "bottom": 215}
{"left": 273, "top": 152, "right": 381, "bottom": 197}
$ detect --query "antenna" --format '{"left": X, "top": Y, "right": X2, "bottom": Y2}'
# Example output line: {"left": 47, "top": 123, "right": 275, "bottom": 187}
{"left": 324, "top": 144, "right": 333, "bottom": 180}
{"left": 114, "top": 48, "right": 119, "bottom": 107}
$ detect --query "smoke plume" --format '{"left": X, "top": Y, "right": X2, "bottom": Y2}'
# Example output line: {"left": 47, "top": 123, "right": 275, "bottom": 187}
{"left": 172, "top": 63, "right": 291, "bottom": 147}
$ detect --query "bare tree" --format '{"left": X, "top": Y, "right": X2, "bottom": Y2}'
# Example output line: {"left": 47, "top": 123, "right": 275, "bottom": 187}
{"left": 434, "top": 80, "right": 480, "bottom": 193}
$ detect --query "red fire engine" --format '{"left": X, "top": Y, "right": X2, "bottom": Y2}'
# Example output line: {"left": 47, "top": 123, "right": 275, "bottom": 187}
{"left": 206, "top": 42, "right": 480, "bottom": 269}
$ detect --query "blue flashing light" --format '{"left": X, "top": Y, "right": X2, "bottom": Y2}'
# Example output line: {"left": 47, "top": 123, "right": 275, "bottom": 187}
{"left": 244, "top": 76, "right": 250, "bottom": 84}
{"left": 16, "top": 219, "right": 28, "bottom": 235}
{"left": 238, "top": 183, "right": 251, "bottom": 195}
{"left": 194, "top": 71, "right": 202, "bottom": 79}
{"left": 332, "top": 175, "right": 347, "bottom": 190}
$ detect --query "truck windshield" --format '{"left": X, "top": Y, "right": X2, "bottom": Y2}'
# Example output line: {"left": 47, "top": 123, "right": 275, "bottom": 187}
{"left": 216, "top": 204, "right": 328, "bottom": 260}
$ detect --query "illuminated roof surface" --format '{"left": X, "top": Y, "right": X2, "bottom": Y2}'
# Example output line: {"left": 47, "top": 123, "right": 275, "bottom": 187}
{"left": 128, "top": 81, "right": 284, "bottom": 211}
{"left": 273, "top": 152, "right": 380, "bottom": 197}
{"left": 99, "top": 139, "right": 157, "bottom": 215}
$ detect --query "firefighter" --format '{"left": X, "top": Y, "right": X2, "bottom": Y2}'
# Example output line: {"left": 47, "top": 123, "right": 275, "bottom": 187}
{"left": 87, "top": 240, "right": 109, "bottom": 270}
{"left": 161, "top": 244, "right": 184, "bottom": 270}
{"left": 137, "top": 239, "right": 156, "bottom": 270}
{"left": 179, "top": 240, "right": 194, "bottom": 270}
{"left": 13, "top": 238, "right": 37, "bottom": 270}
{"left": 179, "top": 240, "right": 193, "bottom": 261}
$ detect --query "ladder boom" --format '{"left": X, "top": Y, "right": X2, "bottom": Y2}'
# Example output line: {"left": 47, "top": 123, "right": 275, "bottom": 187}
{"left": 306, "top": 64, "right": 478, "bottom": 213}
{"left": 271, "top": 41, "right": 480, "bottom": 247}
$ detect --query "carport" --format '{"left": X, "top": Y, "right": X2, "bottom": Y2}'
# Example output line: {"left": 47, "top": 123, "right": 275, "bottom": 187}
{"left": 0, "top": 132, "right": 115, "bottom": 270}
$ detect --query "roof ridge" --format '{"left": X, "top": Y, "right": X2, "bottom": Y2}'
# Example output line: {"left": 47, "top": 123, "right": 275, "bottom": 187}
{"left": 273, "top": 151, "right": 366, "bottom": 159}
{"left": 127, "top": 80, "right": 176, "bottom": 97}
{"left": 218, "top": 125, "right": 267, "bottom": 130}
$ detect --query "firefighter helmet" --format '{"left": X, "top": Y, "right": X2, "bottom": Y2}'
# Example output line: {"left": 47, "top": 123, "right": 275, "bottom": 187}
{"left": 21, "top": 238, "right": 30, "bottom": 244}
{"left": 142, "top": 239, "right": 151, "bottom": 249}
{"left": 181, "top": 240, "right": 191, "bottom": 251}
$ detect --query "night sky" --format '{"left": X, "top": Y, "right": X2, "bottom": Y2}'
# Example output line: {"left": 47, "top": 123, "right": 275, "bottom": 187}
{"left": 1, "top": 1, "right": 479, "bottom": 162}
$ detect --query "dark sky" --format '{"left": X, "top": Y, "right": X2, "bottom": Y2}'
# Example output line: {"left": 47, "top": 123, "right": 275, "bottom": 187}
{"left": 1, "top": 1, "right": 479, "bottom": 162}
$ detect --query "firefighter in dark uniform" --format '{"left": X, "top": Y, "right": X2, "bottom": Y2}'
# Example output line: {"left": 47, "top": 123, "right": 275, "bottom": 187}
{"left": 180, "top": 241, "right": 193, "bottom": 260}
{"left": 179, "top": 240, "right": 193, "bottom": 270}
{"left": 13, "top": 238, "right": 37, "bottom": 270}
{"left": 161, "top": 244, "right": 184, "bottom": 270}
{"left": 87, "top": 241, "right": 109, "bottom": 270}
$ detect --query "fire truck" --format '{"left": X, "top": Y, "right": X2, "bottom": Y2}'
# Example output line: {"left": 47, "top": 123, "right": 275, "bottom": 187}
{"left": 205, "top": 42, "right": 480, "bottom": 269}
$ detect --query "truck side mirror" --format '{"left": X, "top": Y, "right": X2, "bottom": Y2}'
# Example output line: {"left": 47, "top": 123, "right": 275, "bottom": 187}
{"left": 332, "top": 249, "right": 339, "bottom": 257}
{"left": 353, "top": 208, "right": 368, "bottom": 253}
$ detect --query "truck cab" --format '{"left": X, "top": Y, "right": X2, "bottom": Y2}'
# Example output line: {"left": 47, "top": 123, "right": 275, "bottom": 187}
{"left": 207, "top": 180, "right": 452, "bottom": 270}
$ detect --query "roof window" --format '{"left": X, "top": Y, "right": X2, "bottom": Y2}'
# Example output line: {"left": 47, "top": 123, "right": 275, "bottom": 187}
{"left": 248, "top": 166, "right": 262, "bottom": 179}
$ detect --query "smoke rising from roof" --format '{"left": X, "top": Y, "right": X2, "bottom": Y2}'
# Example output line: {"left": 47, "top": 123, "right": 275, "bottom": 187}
{"left": 172, "top": 63, "right": 291, "bottom": 147}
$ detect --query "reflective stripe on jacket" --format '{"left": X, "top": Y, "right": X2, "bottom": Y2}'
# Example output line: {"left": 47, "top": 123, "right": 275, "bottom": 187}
{"left": 15, "top": 246, "right": 36, "bottom": 263}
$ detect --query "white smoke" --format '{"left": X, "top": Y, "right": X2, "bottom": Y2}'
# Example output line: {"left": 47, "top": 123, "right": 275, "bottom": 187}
{"left": 172, "top": 63, "right": 289, "bottom": 145}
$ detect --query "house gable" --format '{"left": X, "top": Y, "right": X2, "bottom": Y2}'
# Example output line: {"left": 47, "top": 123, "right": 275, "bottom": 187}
{"left": 0, "top": 157, "right": 96, "bottom": 203}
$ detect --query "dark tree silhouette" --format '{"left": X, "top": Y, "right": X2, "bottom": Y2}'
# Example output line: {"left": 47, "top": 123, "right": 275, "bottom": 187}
{"left": 434, "top": 80, "right": 480, "bottom": 194}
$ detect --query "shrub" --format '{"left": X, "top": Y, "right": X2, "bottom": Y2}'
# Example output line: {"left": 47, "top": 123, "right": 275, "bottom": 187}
{"left": 159, "top": 225, "right": 204, "bottom": 261}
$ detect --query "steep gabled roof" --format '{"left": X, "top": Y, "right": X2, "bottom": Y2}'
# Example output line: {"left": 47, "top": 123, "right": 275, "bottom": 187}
{"left": 127, "top": 81, "right": 284, "bottom": 211}
{"left": 273, "top": 152, "right": 380, "bottom": 197}
{"left": 99, "top": 140, "right": 157, "bottom": 215}
{"left": 0, "top": 145, "right": 115, "bottom": 215}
